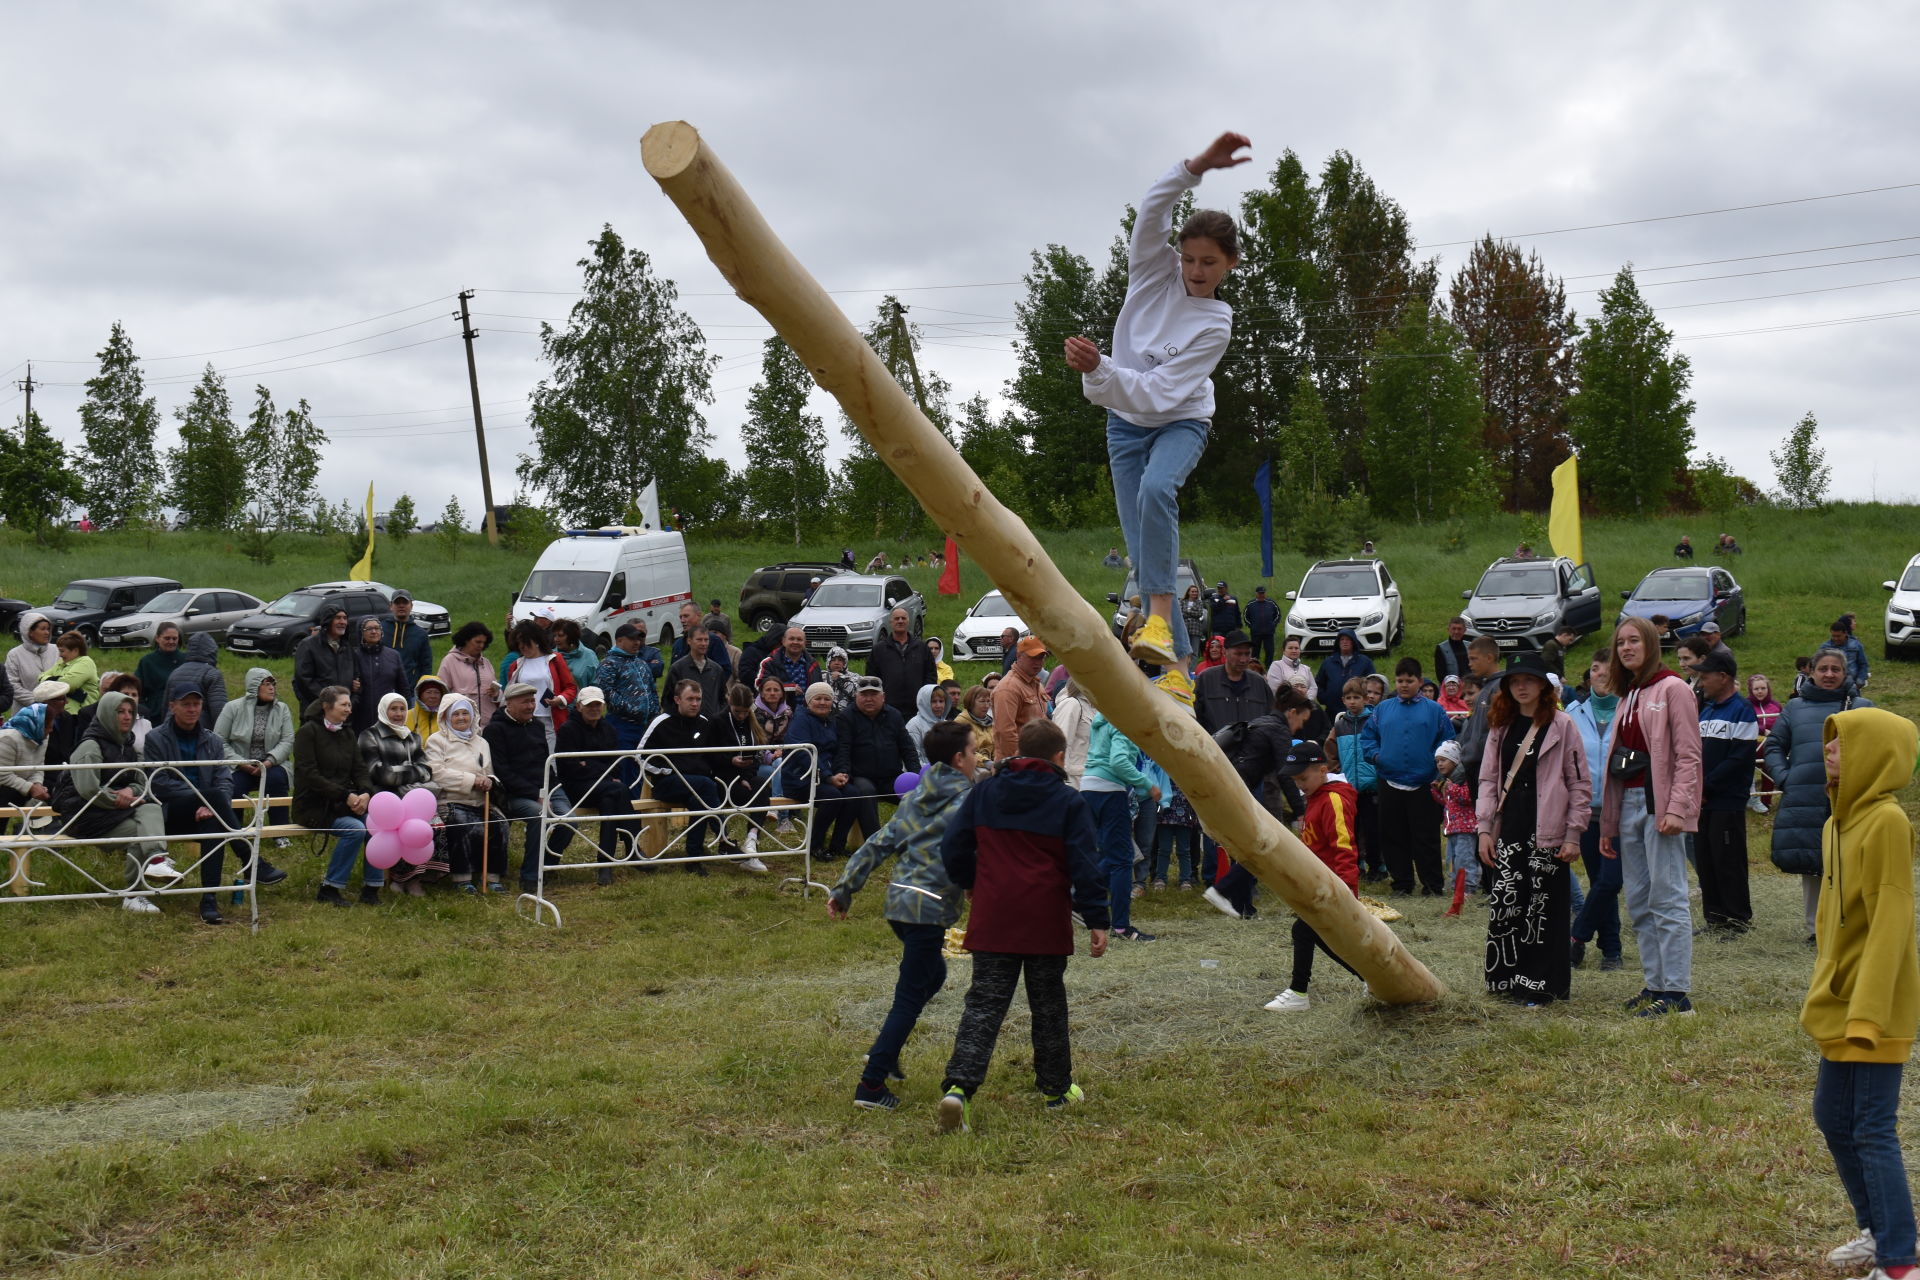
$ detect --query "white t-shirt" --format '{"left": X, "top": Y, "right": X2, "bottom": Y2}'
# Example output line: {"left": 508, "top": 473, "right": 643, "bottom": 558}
{"left": 519, "top": 654, "right": 556, "bottom": 720}
{"left": 1081, "top": 159, "right": 1233, "bottom": 428}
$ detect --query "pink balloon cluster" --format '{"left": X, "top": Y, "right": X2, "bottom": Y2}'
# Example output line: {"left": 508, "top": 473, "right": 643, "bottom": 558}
{"left": 364, "top": 788, "right": 438, "bottom": 870}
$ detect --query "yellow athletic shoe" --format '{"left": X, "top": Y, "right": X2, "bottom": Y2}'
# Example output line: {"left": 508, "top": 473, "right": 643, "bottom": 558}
{"left": 1155, "top": 665, "right": 1195, "bottom": 708}
{"left": 1130, "top": 613, "right": 1178, "bottom": 665}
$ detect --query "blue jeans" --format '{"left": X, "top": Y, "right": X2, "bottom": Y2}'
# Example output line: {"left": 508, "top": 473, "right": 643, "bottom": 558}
{"left": 863, "top": 920, "right": 947, "bottom": 1086}
{"left": 1085, "top": 789, "right": 1134, "bottom": 932}
{"left": 1570, "top": 818, "right": 1621, "bottom": 958}
{"left": 1815, "top": 1060, "right": 1917, "bottom": 1267}
{"left": 323, "top": 815, "right": 375, "bottom": 889}
{"left": 1107, "top": 411, "right": 1208, "bottom": 662}
{"left": 1445, "top": 832, "right": 1481, "bottom": 892}
{"left": 1617, "top": 788, "right": 1693, "bottom": 994}
{"left": 1154, "top": 824, "right": 1196, "bottom": 884}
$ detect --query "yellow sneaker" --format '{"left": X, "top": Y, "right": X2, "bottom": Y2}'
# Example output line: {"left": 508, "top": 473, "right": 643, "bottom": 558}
{"left": 1129, "top": 612, "right": 1178, "bottom": 665}
{"left": 1154, "top": 665, "right": 1195, "bottom": 708}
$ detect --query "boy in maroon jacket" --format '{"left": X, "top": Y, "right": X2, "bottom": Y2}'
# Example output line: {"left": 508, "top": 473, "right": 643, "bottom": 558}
{"left": 936, "top": 719, "right": 1111, "bottom": 1133}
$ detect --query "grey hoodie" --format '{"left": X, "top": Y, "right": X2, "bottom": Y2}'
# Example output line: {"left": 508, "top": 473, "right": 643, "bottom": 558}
{"left": 6, "top": 611, "right": 52, "bottom": 713}
{"left": 905, "top": 683, "right": 944, "bottom": 767}
{"left": 213, "top": 667, "right": 295, "bottom": 769}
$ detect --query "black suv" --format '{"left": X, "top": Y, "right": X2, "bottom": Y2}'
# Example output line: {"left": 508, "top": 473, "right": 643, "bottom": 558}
{"left": 738, "top": 562, "right": 844, "bottom": 634}
{"left": 39, "top": 576, "right": 183, "bottom": 643}
{"left": 225, "top": 586, "right": 392, "bottom": 658}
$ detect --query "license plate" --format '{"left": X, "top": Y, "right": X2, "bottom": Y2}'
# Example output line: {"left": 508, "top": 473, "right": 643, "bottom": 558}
{"left": 977, "top": 646, "right": 1001, "bottom": 658}
{"left": 1495, "top": 637, "right": 1518, "bottom": 648}
{"left": 231, "top": 638, "right": 255, "bottom": 650}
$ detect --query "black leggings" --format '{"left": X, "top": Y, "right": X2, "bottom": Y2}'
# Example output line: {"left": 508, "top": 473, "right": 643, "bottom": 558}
{"left": 943, "top": 952, "right": 1072, "bottom": 1097}
{"left": 1291, "top": 917, "right": 1360, "bottom": 993}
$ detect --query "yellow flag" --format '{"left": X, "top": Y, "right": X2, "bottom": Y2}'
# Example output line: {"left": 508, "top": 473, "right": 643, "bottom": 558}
{"left": 1548, "top": 455, "right": 1582, "bottom": 566}
{"left": 349, "top": 482, "right": 375, "bottom": 581}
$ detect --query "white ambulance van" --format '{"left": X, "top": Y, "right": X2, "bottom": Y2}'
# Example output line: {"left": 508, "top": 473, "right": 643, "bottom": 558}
{"left": 511, "top": 527, "right": 693, "bottom": 651}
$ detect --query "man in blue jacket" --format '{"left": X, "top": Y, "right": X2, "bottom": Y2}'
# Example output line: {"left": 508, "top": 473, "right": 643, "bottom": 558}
{"left": 1244, "top": 586, "right": 1280, "bottom": 666}
{"left": 144, "top": 686, "right": 260, "bottom": 925}
{"left": 379, "top": 592, "right": 436, "bottom": 695}
{"left": 1695, "top": 650, "right": 1757, "bottom": 934}
{"left": 1314, "top": 628, "right": 1377, "bottom": 718}
{"left": 1360, "top": 657, "right": 1455, "bottom": 896}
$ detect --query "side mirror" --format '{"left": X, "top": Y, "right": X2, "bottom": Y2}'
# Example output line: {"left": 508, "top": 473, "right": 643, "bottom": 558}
{"left": 1460, "top": 589, "right": 1471, "bottom": 600}
{"left": 1886, "top": 581, "right": 1899, "bottom": 592}
{"left": 509, "top": 591, "right": 520, "bottom": 603}
{"left": 1284, "top": 591, "right": 1297, "bottom": 602}
{"left": 1619, "top": 590, "right": 1631, "bottom": 599}
{"left": 1105, "top": 593, "right": 1120, "bottom": 605}
{"left": 185, "top": 609, "right": 200, "bottom": 617}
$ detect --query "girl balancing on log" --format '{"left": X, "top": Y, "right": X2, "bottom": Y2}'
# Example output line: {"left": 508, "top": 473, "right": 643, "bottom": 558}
{"left": 1065, "top": 131, "right": 1249, "bottom": 704}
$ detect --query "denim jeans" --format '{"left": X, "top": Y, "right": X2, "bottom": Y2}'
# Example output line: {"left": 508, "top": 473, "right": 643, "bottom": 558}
{"left": 323, "top": 815, "right": 375, "bottom": 889}
{"left": 1570, "top": 818, "right": 1622, "bottom": 958}
{"left": 1106, "top": 410, "right": 1208, "bottom": 662}
{"left": 505, "top": 789, "right": 573, "bottom": 885}
{"left": 1815, "top": 1060, "right": 1917, "bottom": 1267}
{"left": 1132, "top": 800, "right": 1158, "bottom": 888}
{"left": 1617, "top": 788, "right": 1692, "bottom": 994}
{"left": 1445, "top": 832, "right": 1481, "bottom": 892}
{"left": 1154, "top": 823, "right": 1197, "bottom": 884}
{"left": 1085, "top": 789, "right": 1134, "bottom": 932}
{"left": 862, "top": 920, "right": 947, "bottom": 1086}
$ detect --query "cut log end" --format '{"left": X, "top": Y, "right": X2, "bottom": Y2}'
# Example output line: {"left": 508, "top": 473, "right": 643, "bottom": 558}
{"left": 641, "top": 121, "right": 702, "bottom": 179}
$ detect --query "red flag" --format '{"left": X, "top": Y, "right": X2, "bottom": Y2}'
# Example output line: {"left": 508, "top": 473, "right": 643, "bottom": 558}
{"left": 938, "top": 536, "right": 961, "bottom": 596}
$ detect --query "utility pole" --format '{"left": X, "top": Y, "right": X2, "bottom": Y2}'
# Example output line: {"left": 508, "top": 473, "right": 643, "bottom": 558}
{"left": 887, "top": 298, "right": 931, "bottom": 418}
{"left": 13, "top": 363, "right": 32, "bottom": 424}
{"left": 455, "top": 291, "right": 500, "bottom": 545}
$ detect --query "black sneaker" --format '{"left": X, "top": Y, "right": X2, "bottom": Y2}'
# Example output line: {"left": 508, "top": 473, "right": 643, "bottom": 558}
{"left": 1635, "top": 993, "right": 1695, "bottom": 1018}
{"left": 1622, "top": 988, "right": 1657, "bottom": 1013}
{"left": 198, "top": 894, "right": 225, "bottom": 925}
{"left": 1569, "top": 938, "right": 1587, "bottom": 969}
{"left": 357, "top": 886, "right": 382, "bottom": 906}
{"left": 252, "top": 859, "right": 288, "bottom": 886}
{"left": 316, "top": 884, "right": 350, "bottom": 909}
{"left": 595, "top": 868, "right": 614, "bottom": 887}
{"left": 1599, "top": 955, "right": 1624, "bottom": 972}
{"left": 1113, "top": 926, "right": 1157, "bottom": 942}
{"left": 853, "top": 1082, "right": 900, "bottom": 1111}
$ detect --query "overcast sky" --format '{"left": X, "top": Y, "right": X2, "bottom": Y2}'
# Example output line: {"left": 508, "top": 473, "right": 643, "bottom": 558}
{"left": 5, "top": 1, "right": 1917, "bottom": 520}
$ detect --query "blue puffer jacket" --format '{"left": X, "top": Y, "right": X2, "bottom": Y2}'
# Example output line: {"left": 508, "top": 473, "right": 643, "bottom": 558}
{"left": 1314, "top": 629, "right": 1376, "bottom": 713}
{"left": 1763, "top": 684, "right": 1873, "bottom": 875}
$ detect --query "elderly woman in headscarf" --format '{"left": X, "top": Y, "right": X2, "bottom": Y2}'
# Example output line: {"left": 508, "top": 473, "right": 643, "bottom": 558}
{"left": 47, "top": 689, "right": 178, "bottom": 913}
{"left": 406, "top": 673, "right": 448, "bottom": 739}
{"left": 359, "top": 691, "right": 439, "bottom": 896}
{"left": 424, "top": 694, "right": 506, "bottom": 893}
{"left": 905, "top": 683, "right": 949, "bottom": 769}
{"left": 7, "top": 612, "right": 56, "bottom": 713}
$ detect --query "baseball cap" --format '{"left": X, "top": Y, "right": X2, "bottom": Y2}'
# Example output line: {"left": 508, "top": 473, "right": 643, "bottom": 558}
{"left": 614, "top": 623, "right": 645, "bottom": 641}
{"left": 1017, "top": 635, "right": 1048, "bottom": 658}
{"left": 1215, "top": 580, "right": 1227, "bottom": 589}
{"left": 504, "top": 682, "right": 537, "bottom": 700}
{"left": 1696, "top": 649, "right": 1738, "bottom": 677}
{"left": 1254, "top": 585, "right": 1267, "bottom": 594}
{"left": 1223, "top": 630, "right": 1252, "bottom": 650}
{"left": 576, "top": 686, "right": 606, "bottom": 707}
{"left": 854, "top": 675, "right": 884, "bottom": 692}
{"left": 392, "top": 590, "right": 412, "bottom": 604}
{"left": 1276, "top": 741, "right": 1328, "bottom": 777}
{"left": 1698, "top": 619, "right": 1722, "bottom": 634}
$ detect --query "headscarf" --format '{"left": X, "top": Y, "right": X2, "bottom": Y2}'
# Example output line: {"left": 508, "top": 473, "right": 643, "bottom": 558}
{"left": 5, "top": 702, "right": 49, "bottom": 744}
{"left": 376, "top": 692, "right": 410, "bottom": 736}
{"left": 17, "top": 610, "right": 49, "bottom": 649}
{"left": 91, "top": 690, "right": 130, "bottom": 747}
{"left": 440, "top": 694, "right": 476, "bottom": 741}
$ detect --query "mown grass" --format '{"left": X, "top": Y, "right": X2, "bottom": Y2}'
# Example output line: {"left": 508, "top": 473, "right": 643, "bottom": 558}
{"left": 2, "top": 504, "right": 1918, "bottom": 1277}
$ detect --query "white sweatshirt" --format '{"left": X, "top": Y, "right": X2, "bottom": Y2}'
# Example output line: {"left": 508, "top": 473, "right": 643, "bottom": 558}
{"left": 1081, "top": 159, "right": 1233, "bottom": 428}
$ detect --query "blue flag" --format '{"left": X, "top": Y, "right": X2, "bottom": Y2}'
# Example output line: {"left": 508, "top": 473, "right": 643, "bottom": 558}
{"left": 1254, "top": 458, "right": 1273, "bottom": 580}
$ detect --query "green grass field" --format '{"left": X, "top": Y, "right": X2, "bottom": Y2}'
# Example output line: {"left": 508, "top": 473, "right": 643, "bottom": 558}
{"left": 3, "top": 506, "right": 1918, "bottom": 1277}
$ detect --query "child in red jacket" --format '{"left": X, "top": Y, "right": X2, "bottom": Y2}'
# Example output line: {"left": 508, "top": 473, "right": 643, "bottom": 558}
{"left": 936, "top": 719, "right": 1110, "bottom": 1133}
{"left": 1263, "top": 741, "right": 1363, "bottom": 1012}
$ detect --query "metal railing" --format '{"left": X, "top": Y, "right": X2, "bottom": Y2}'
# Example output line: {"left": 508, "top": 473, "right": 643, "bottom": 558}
{"left": 1, "top": 758, "right": 269, "bottom": 931}
{"left": 517, "top": 741, "right": 821, "bottom": 927}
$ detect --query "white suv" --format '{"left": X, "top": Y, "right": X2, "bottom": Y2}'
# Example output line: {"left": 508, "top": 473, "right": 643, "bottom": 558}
{"left": 1883, "top": 554, "right": 1920, "bottom": 659}
{"left": 1284, "top": 559, "right": 1403, "bottom": 655}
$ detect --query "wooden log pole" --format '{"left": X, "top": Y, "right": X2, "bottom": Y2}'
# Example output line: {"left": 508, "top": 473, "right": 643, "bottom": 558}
{"left": 641, "top": 121, "right": 1444, "bottom": 1004}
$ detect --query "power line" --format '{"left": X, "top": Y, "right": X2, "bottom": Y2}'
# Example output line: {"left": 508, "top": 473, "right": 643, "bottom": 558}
{"left": 17, "top": 296, "right": 455, "bottom": 365}
{"left": 315, "top": 397, "right": 527, "bottom": 421}
{"left": 33, "top": 333, "right": 458, "bottom": 387}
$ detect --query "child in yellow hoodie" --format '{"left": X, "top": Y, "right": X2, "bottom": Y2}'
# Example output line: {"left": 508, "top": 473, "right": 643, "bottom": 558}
{"left": 1802, "top": 706, "right": 1920, "bottom": 1277}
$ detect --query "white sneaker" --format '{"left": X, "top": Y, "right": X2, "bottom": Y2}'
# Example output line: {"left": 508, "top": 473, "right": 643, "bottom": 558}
{"left": 1202, "top": 886, "right": 1240, "bottom": 920}
{"left": 122, "top": 895, "right": 161, "bottom": 914}
{"left": 736, "top": 857, "right": 770, "bottom": 874}
{"left": 1825, "top": 1227, "right": 1875, "bottom": 1267}
{"left": 1263, "top": 989, "right": 1311, "bottom": 1012}
{"left": 142, "top": 857, "right": 184, "bottom": 882}
{"left": 742, "top": 829, "right": 759, "bottom": 857}
{"left": 273, "top": 836, "right": 292, "bottom": 849}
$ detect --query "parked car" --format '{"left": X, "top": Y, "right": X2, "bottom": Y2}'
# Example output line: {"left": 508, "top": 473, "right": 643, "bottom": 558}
{"left": 738, "top": 561, "right": 846, "bottom": 635}
{"left": 951, "top": 590, "right": 1031, "bottom": 663}
{"left": 1459, "top": 556, "right": 1601, "bottom": 653}
{"left": 1284, "top": 559, "right": 1404, "bottom": 655}
{"left": 1883, "top": 553, "right": 1920, "bottom": 660}
{"left": 37, "top": 576, "right": 183, "bottom": 644}
{"left": 225, "top": 585, "right": 392, "bottom": 658}
{"left": 1618, "top": 566, "right": 1744, "bottom": 643}
{"left": 0, "top": 597, "right": 28, "bottom": 636}
{"left": 787, "top": 575, "right": 926, "bottom": 657}
{"left": 1107, "top": 558, "right": 1204, "bottom": 636}
{"left": 510, "top": 527, "right": 693, "bottom": 651}
{"left": 305, "top": 580, "right": 451, "bottom": 636}
{"left": 96, "top": 587, "right": 266, "bottom": 649}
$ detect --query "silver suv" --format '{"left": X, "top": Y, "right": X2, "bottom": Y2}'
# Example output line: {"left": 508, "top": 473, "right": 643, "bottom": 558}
{"left": 787, "top": 574, "right": 927, "bottom": 657}
{"left": 1460, "top": 556, "right": 1601, "bottom": 653}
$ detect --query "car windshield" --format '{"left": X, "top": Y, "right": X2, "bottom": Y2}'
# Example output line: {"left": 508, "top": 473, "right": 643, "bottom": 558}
{"left": 1636, "top": 573, "right": 1711, "bottom": 602}
{"left": 971, "top": 592, "right": 1017, "bottom": 618}
{"left": 142, "top": 591, "right": 195, "bottom": 615}
{"left": 1300, "top": 567, "right": 1378, "bottom": 597}
{"left": 1903, "top": 566, "right": 1920, "bottom": 591}
{"left": 1476, "top": 567, "right": 1558, "bottom": 597}
{"left": 261, "top": 592, "right": 323, "bottom": 618}
{"left": 809, "top": 582, "right": 883, "bottom": 608}
{"left": 521, "top": 570, "right": 609, "bottom": 604}
{"left": 52, "top": 583, "right": 112, "bottom": 609}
